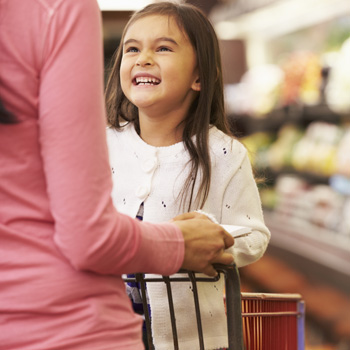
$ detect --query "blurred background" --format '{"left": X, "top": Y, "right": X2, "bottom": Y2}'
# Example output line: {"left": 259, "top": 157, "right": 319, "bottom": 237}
{"left": 98, "top": 1, "right": 350, "bottom": 349}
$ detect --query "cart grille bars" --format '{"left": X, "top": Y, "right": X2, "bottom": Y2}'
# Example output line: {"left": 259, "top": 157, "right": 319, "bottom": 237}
{"left": 124, "top": 264, "right": 244, "bottom": 350}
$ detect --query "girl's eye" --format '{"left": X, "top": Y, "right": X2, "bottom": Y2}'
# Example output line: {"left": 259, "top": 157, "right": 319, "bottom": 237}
{"left": 125, "top": 46, "right": 139, "bottom": 53}
{"left": 158, "top": 46, "right": 172, "bottom": 52}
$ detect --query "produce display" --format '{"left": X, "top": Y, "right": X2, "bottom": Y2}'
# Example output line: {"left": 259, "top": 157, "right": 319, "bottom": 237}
{"left": 224, "top": 64, "right": 284, "bottom": 116}
{"left": 326, "top": 37, "right": 350, "bottom": 114}
{"left": 280, "top": 51, "right": 322, "bottom": 106}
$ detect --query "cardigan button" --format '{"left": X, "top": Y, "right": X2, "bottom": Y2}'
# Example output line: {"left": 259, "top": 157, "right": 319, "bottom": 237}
{"left": 135, "top": 185, "right": 150, "bottom": 199}
{"left": 141, "top": 157, "right": 157, "bottom": 173}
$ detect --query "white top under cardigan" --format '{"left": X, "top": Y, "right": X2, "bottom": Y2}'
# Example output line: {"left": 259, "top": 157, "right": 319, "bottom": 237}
{"left": 107, "top": 123, "right": 271, "bottom": 350}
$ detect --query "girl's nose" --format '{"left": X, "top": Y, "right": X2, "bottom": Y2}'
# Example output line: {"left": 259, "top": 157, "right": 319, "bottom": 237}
{"left": 136, "top": 51, "right": 153, "bottom": 67}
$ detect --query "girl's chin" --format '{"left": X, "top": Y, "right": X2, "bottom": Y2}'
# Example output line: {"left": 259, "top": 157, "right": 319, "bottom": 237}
{"left": 130, "top": 99, "right": 157, "bottom": 109}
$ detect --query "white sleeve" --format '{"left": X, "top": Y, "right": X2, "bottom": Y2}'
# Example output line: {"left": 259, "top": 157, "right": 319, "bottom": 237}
{"left": 221, "top": 151, "right": 271, "bottom": 267}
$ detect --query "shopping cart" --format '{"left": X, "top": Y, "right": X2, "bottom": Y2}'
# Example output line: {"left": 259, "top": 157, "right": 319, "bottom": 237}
{"left": 124, "top": 264, "right": 305, "bottom": 350}
{"left": 241, "top": 292, "right": 305, "bottom": 350}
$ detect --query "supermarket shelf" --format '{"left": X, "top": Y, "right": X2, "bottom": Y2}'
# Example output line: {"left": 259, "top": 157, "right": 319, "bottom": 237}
{"left": 264, "top": 211, "right": 350, "bottom": 277}
{"left": 264, "top": 167, "right": 330, "bottom": 185}
{"left": 228, "top": 108, "right": 285, "bottom": 136}
{"left": 228, "top": 103, "right": 350, "bottom": 137}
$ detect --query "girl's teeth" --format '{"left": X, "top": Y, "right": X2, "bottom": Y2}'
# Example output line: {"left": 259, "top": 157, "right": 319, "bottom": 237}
{"left": 135, "top": 77, "right": 160, "bottom": 84}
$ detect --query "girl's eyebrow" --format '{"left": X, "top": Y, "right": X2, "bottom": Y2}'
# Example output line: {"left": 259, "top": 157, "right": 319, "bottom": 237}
{"left": 123, "top": 37, "right": 179, "bottom": 47}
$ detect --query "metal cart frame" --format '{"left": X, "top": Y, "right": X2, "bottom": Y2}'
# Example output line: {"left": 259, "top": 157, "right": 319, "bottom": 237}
{"left": 124, "top": 264, "right": 305, "bottom": 350}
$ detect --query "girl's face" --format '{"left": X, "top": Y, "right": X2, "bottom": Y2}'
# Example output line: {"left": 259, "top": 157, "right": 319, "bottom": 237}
{"left": 120, "top": 15, "right": 200, "bottom": 120}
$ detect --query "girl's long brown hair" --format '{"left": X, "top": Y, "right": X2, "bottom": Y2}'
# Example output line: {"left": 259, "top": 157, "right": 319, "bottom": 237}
{"left": 105, "top": 2, "right": 232, "bottom": 211}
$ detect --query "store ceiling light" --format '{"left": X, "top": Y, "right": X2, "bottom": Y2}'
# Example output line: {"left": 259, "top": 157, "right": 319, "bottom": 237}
{"left": 97, "top": 0, "right": 185, "bottom": 11}
{"left": 97, "top": 0, "right": 153, "bottom": 11}
{"left": 213, "top": 0, "right": 350, "bottom": 40}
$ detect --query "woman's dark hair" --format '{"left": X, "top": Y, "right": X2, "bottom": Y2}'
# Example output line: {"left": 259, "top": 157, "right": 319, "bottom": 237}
{"left": 0, "top": 99, "right": 18, "bottom": 124}
{"left": 105, "top": 2, "right": 231, "bottom": 211}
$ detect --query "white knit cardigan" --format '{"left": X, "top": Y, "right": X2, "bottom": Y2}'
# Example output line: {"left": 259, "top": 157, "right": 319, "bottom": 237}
{"left": 107, "top": 124, "right": 270, "bottom": 350}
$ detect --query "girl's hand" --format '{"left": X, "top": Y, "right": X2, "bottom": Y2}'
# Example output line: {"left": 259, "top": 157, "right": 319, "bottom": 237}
{"left": 171, "top": 212, "right": 234, "bottom": 277}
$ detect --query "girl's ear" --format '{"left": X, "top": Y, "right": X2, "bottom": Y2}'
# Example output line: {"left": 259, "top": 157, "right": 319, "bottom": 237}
{"left": 191, "top": 77, "right": 201, "bottom": 92}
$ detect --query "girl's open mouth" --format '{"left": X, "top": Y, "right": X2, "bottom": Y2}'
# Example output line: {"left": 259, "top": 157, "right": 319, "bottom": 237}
{"left": 134, "top": 77, "right": 161, "bottom": 85}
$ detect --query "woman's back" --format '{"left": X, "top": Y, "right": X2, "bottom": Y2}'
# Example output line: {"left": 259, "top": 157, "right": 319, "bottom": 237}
{"left": 0, "top": 1, "right": 179, "bottom": 349}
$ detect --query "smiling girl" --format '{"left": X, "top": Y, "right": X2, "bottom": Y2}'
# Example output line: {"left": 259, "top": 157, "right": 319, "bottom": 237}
{"left": 105, "top": 2, "right": 270, "bottom": 349}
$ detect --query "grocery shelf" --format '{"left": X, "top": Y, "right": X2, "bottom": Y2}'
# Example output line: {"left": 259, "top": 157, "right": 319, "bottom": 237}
{"left": 263, "top": 167, "right": 330, "bottom": 185}
{"left": 228, "top": 108, "right": 286, "bottom": 136}
{"left": 264, "top": 211, "right": 350, "bottom": 277}
{"left": 228, "top": 104, "right": 350, "bottom": 137}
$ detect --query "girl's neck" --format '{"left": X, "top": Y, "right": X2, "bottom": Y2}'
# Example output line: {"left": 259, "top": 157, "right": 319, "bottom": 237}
{"left": 138, "top": 111, "right": 185, "bottom": 147}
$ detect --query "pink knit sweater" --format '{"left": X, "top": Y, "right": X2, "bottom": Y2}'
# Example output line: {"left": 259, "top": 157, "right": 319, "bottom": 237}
{"left": 0, "top": 0, "right": 183, "bottom": 349}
